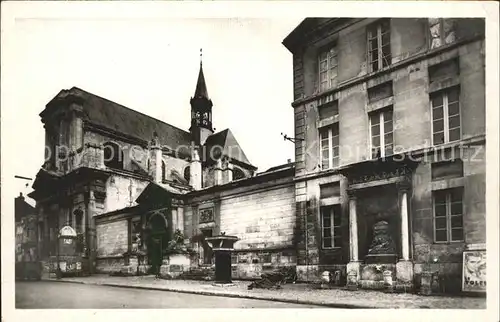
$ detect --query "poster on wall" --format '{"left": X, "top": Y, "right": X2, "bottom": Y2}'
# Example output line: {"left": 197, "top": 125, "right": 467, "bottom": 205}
{"left": 462, "top": 250, "right": 486, "bottom": 292}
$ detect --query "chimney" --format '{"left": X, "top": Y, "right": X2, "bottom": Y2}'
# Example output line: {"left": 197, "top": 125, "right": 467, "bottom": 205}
{"left": 287, "top": 159, "right": 292, "bottom": 164}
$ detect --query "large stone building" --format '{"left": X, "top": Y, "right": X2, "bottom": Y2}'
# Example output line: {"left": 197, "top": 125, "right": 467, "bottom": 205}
{"left": 282, "top": 18, "right": 485, "bottom": 290}
{"left": 29, "top": 17, "right": 486, "bottom": 293}
{"left": 30, "top": 59, "right": 296, "bottom": 279}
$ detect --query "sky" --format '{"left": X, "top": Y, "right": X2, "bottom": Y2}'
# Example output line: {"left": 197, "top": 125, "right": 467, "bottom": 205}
{"left": 2, "top": 15, "right": 302, "bottom": 202}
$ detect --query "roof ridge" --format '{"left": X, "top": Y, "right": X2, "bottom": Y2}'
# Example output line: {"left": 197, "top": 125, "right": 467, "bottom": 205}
{"left": 72, "top": 86, "right": 191, "bottom": 135}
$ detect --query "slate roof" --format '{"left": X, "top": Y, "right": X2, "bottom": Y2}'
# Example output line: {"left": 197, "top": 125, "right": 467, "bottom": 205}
{"left": 203, "top": 128, "right": 255, "bottom": 169}
{"left": 263, "top": 162, "right": 295, "bottom": 174}
{"left": 43, "top": 87, "right": 192, "bottom": 150}
{"left": 193, "top": 63, "right": 209, "bottom": 100}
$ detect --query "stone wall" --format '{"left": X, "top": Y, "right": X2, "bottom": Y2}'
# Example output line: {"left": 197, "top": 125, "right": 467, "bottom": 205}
{"left": 412, "top": 144, "right": 486, "bottom": 289}
{"left": 219, "top": 183, "right": 295, "bottom": 250}
{"left": 104, "top": 174, "right": 148, "bottom": 213}
{"left": 96, "top": 219, "right": 128, "bottom": 258}
{"left": 184, "top": 170, "right": 296, "bottom": 278}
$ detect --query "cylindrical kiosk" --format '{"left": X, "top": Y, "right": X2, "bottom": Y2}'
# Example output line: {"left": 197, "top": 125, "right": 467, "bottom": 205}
{"left": 205, "top": 234, "right": 238, "bottom": 285}
{"left": 50, "top": 226, "right": 83, "bottom": 277}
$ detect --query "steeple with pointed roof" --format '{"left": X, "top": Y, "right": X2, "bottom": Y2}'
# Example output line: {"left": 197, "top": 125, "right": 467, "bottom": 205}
{"left": 190, "top": 49, "right": 214, "bottom": 145}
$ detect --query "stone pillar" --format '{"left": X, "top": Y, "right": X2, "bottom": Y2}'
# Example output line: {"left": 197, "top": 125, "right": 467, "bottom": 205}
{"left": 223, "top": 162, "right": 233, "bottom": 184}
{"left": 346, "top": 190, "right": 360, "bottom": 289}
{"left": 214, "top": 159, "right": 223, "bottom": 185}
{"left": 171, "top": 208, "right": 178, "bottom": 233}
{"left": 400, "top": 189, "right": 410, "bottom": 261}
{"left": 190, "top": 149, "right": 202, "bottom": 190}
{"left": 177, "top": 207, "right": 184, "bottom": 233}
{"left": 396, "top": 183, "right": 414, "bottom": 287}
{"left": 87, "top": 191, "right": 97, "bottom": 275}
{"left": 349, "top": 194, "right": 359, "bottom": 262}
{"left": 149, "top": 141, "right": 162, "bottom": 184}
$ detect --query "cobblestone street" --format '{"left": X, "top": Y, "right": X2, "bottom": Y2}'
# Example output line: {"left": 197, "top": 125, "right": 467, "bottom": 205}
{"left": 29, "top": 275, "right": 487, "bottom": 309}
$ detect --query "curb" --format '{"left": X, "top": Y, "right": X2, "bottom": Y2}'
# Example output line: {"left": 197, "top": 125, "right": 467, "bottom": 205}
{"left": 40, "top": 279, "right": 374, "bottom": 309}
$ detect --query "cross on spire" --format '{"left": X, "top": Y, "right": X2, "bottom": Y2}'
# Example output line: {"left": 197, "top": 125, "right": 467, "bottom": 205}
{"left": 200, "top": 48, "right": 203, "bottom": 65}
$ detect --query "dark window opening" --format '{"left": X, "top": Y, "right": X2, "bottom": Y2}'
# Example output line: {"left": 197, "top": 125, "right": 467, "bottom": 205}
{"left": 201, "top": 229, "right": 213, "bottom": 265}
{"left": 184, "top": 166, "right": 191, "bottom": 182}
{"left": 161, "top": 161, "right": 166, "bottom": 182}
{"left": 233, "top": 168, "right": 245, "bottom": 180}
{"left": 104, "top": 142, "right": 124, "bottom": 169}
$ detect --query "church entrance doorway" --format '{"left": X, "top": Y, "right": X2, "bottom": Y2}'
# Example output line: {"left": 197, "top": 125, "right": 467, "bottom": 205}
{"left": 145, "top": 212, "right": 169, "bottom": 276}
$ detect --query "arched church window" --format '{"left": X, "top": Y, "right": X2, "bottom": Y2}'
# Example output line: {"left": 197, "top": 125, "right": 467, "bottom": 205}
{"left": 184, "top": 166, "right": 191, "bottom": 182}
{"left": 161, "top": 161, "right": 166, "bottom": 182}
{"left": 233, "top": 168, "right": 245, "bottom": 180}
{"left": 103, "top": 142, "right": 124, "bottom": 170}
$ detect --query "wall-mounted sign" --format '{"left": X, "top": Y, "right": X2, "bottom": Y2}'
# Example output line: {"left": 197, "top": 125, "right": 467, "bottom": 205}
{"left": 199, "top": 208, "right": 214, "bottom": 224}
{"left": 350, "top": 166, "right": 412, "bottom": 185}
{"left": 462, "top": 250, "right": 486, "bottom": 292}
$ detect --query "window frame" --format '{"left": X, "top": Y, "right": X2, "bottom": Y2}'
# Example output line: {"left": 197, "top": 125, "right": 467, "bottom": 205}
{"left": 367, "top": 19, "right": 391, "bottom": 72}
{"left": 319, "top": 123, "right": 340, "bottom": 170}
{"left": 430, "top": 87, "right": 462, "bottom": 145}
{"left": 369, "top": 107, "right": 394, "bottom": 159}
{"left": 432, "top": 188, "right": 465, "bottom": 244}
{"left": 321, "top": 205, "right": 342, "bottom": 249}
{"left": 318, "top": 44, "right": 339, "bottom": 92}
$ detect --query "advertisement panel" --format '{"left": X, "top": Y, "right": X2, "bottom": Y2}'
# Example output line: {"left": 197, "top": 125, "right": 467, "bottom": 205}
{"left": 462, "top": 250, "right": 486, "bottom": 292}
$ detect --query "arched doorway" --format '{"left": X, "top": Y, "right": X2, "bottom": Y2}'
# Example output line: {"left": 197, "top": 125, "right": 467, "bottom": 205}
{"left": 145, "top": 212, "right": 169, "bottom": 275}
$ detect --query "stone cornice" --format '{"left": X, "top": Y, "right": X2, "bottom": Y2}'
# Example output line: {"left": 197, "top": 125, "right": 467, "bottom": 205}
{"left": 293, "top": 134, "right": 486, "bottom": 183}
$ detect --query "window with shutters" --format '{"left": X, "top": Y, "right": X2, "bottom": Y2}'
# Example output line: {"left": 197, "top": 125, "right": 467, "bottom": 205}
{"left": 367, "top": 19, "right": 391, "bottom": 72}
{"left": 431, "top": 86, "right": 461, "bottom": 145}
{"left": 321, "top": 205, "right": 342, "bottom": 249}
{"left": 369, "top": 107, "right": 393, "bottom": 158}
{"left": 433, "top": 188, "right": 464, "bottom": 243}
{"left": 319, "top": 123, "right": 340, "bottom": 170}
{"left": 318, "top": 45, "right": 338, "bottom": 92}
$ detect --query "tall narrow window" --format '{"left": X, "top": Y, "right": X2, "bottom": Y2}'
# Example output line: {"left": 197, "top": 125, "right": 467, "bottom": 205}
{"left": 369, "top": 108, "right": 393, "bottom": 158}
{"left": 367, "top": 19, "right": 391, "bottom": 72}
{"left": 433, "top": 188, "right": 464, "bottom": 243}
{"left": 161, "top": 161, "right": 166, "bottom": 182}
{"left": 319, "top": 123, "right": 339, "bottom": 170}
{"left": 429, "top": 18, "right": 456, "bottom": 49}
{"left": 321, "top": 205, "right": 342, "bottom": 248}
{"left": 431, "top": 86, "right": 460, "bottom": 145}
{"left": 318, "top": 45, "right": 338, "bottom": 92}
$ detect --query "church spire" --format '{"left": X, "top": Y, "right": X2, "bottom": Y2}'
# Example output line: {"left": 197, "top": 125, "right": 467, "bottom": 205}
{"left": 190, "top": 48, "right": 213, "bottom": 145}
{"left": 194, "top": 48, "right": 209, "bottom": 100}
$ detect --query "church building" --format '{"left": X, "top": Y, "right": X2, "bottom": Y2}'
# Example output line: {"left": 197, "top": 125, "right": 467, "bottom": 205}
{"left": 30, "top": 56, "right": 296, "bottom": 279}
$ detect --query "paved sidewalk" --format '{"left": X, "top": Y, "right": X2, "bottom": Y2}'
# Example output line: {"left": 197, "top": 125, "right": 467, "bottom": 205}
{"left": 42, "top": 275, "right": 486, "bottom": 309}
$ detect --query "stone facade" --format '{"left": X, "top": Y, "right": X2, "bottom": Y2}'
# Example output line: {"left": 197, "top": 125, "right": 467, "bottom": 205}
{"left": 283, "top": 18, "right": 486, "bottom": 291}
{"left": 28, "top": 18, "right": 485, "bottom": 295}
